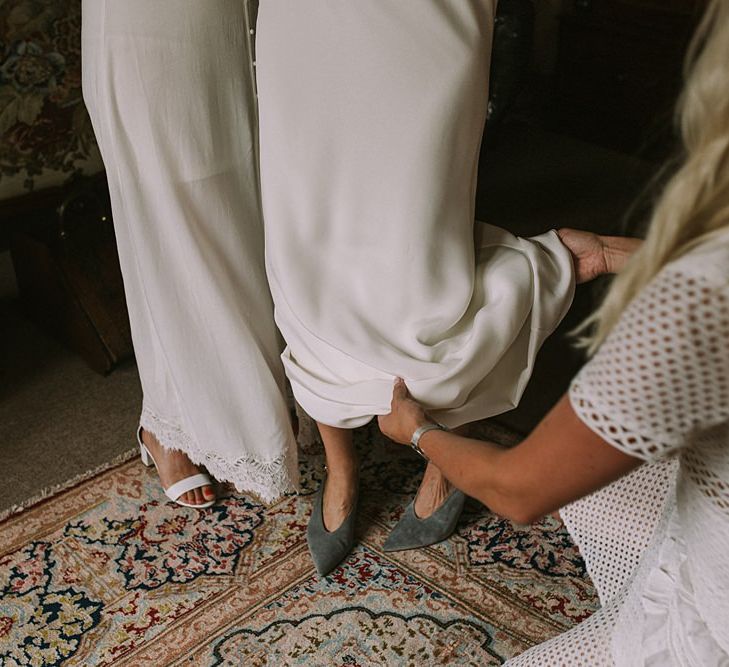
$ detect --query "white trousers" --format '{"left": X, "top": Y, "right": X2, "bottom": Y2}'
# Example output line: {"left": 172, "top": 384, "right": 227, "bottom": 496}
{"left": 257, "top": 1, "right": 575, "bottom": 429}
{"left": 82, "top": 0, "right": 298, "bottom": 502}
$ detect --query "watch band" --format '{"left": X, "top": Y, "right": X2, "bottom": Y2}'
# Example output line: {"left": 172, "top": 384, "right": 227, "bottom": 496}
{"left": 410, "top": 422, "right": 448, "bottom": 460}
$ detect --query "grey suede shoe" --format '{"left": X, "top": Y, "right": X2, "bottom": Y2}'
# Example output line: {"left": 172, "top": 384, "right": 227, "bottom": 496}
{"left": 306, "top": 476, "right": 358, "bottom": 577}
{"left": 383, "top": 489, "right": 465, "bottom": 552}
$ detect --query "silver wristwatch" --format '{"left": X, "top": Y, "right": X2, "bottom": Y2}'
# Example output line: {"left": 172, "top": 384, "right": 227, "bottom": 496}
{"left": 410, "top": 422, "right": 448, "bottom": 460}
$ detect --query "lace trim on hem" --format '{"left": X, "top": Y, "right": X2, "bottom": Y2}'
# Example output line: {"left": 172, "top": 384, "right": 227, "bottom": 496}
{"left": 139, "top": 407, "right": 299, "bottom": 505}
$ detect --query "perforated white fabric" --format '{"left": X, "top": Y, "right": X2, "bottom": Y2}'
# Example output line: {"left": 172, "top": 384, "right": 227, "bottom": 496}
{"left": 561, "top": 460, "right": 678, "bottom": 606}
{"left": 506, "top": 241, "right": 729, "bottom": 665}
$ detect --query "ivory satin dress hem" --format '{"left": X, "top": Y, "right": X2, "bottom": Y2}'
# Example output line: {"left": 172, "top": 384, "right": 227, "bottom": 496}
{"left": 257, "top": 0, "right": 575, "bottom": 431}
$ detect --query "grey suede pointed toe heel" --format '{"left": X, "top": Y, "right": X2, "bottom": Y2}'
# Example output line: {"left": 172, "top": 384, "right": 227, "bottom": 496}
{"left": 306, "top": 476, "right": 358, "bottom": 577}
{"left": 383, "top": 489, "right": 465, "bottom": 553}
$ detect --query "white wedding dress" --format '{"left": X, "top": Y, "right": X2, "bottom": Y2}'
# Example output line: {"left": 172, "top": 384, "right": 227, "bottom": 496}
{"left": 82, "top": 0, "right": 298, "bottom": 502}
{"left": 256, "top": 1, "right": 575, "bottom": 429}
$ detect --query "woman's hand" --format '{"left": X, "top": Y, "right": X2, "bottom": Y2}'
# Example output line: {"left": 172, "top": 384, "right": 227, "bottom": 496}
{"left": 378, "top": 378, "right": 433, "bottom": 444}
{"left": 557, "top": 228, "right": 609, "bottom": 284}
{"left": 558, "top": 228, "right": 643, "bottom": 283}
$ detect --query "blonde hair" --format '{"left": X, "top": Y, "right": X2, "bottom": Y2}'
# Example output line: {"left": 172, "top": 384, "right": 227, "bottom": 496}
{"left": 583, "top": 0, "right": 729, "bottom": 353}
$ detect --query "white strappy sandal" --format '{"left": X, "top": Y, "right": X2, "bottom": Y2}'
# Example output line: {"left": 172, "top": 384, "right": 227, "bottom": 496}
{"left": 137, "top": 428, "right": 216, "bottom": 509}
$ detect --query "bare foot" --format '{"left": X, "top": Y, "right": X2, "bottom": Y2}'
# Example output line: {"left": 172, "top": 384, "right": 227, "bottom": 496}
{"left": 412, "top": 423, "right": 470, "bottom": 518}
{"left": 140, "top": 428, "right": 215, "bottom": 506}
{"left": 413, "top": 462, "right": 454, "bottom": 519}
{"left": 322, "top": 466, "right": 358, "bottom": 532}
{"left": 316, "top": 422, "right": 358, "bottom": 532}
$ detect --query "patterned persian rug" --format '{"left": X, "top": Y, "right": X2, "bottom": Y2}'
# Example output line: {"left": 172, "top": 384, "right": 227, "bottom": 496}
{"left": 0, "top": 422, "right": 598, "bottom": 666}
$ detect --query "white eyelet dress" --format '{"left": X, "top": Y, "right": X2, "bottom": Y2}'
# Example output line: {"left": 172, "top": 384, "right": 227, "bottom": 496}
{"left": 255, "top": 2, "right": 575, "bottom": 430}
{"left": 81, "top": 1, "right": 298, "bottom": 502}
{"left": 507, "top": 239, "right": 729, "bottom": 665}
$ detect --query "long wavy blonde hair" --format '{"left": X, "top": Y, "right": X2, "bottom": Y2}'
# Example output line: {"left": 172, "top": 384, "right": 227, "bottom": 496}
{"left": 583, "top": 0, "right": 729, "bottom": 353}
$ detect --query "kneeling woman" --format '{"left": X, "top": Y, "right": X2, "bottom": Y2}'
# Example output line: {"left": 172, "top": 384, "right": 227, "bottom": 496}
{"left": 380, "top": 2, "right": 729, "bottom": 662}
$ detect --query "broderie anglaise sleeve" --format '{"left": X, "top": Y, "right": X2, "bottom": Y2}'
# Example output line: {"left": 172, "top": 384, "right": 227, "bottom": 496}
{"left": 569, "top": 268, "right": 729, "bottom": 462}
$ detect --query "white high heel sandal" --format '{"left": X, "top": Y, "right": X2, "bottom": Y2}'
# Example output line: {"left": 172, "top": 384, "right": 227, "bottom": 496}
{"left": 137, "top": 428, "right": 216, "bottom": 509}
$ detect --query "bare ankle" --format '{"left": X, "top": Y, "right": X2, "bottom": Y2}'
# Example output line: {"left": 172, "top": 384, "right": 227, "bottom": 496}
{"left": 141, "top": 428, "right": 159, "bottom": 451}
{"left": 327, "top": 456, "right": 358, "bottom": 477}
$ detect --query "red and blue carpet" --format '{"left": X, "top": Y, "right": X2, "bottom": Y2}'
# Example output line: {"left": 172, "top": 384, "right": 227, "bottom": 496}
{"left": 0, "top": 423, "right": 597, "bottom": 665}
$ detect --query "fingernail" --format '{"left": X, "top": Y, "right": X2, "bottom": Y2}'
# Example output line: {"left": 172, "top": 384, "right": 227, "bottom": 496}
{"left": 203, "top": 487, "right": 214, "bottom": 498}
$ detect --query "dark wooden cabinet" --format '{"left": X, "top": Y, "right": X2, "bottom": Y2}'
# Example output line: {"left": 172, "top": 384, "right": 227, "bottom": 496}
{"left": 552, "top": 0, "right": 706, "bottom": 156}
{"left": 8, "top": 175, "right": 133, "bottom": 375}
